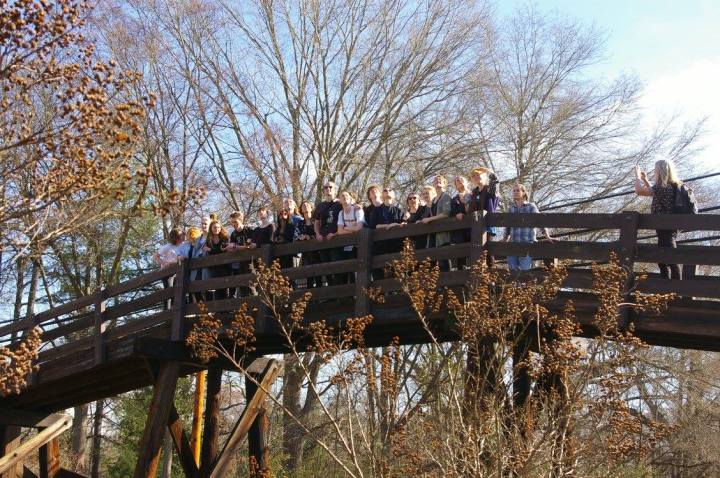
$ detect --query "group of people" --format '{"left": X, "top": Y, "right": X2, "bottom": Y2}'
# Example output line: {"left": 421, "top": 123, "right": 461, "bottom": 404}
{"left": 154, "top": 159, "right": 689, "bottom": 301}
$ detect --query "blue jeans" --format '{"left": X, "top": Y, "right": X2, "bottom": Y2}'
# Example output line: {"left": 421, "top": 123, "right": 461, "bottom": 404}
{"left": 508, "top": 255, "right": 532, "bottom": 271}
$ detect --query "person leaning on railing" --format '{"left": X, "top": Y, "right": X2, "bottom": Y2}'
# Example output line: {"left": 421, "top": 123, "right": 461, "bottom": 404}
{"left": 450, "top": 175, "right": 472, "bottom": 270}
{"left": 203, "top": 220, "right": 230, "bottom": 300}
{"left": 468, "top": 167, "right": 500, "bottom": 267}
{"left": 337, "top": 190, "right": 366, "bottom": 284}
{"left": 402, "top": 190, "right": 429, "bottom": 251}
{"left": 226, "top": 212, "right": 254, "bottom": 297}
{"left": 297, "top": 201, "right": 321, "bottom": 288}
{"left": 634, "top": 160, "right": 683, "bottom": 280}
{"left": 314, "top": 181, "right": 344, "bottom": 286}
{"left": 419, "top": 175, "right": 452, "bottom": 272}
{"left": 154, "top": 227, "right": 185, "bottom": 309}
{"left": 502, "top": 183, "right": 553, "bottom": 271}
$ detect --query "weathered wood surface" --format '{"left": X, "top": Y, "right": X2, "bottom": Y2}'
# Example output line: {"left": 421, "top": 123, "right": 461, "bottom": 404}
{"left": 1, "top": 212, "right": 719, "bottom": 413}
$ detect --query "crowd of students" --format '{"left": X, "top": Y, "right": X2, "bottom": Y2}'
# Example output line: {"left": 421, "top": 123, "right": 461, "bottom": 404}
{"left": 153, "top": 159, "right": 689, "bottom": 301}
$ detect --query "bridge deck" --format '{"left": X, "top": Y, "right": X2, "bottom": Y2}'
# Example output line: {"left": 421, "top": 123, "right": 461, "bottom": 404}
{"left": 1, "top": 212, "right": 719, "bottom": 413}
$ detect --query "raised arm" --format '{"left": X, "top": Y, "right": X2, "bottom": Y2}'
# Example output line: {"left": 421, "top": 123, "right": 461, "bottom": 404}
{"left": 634, "top": 165, "right": 653, "bottom": 197}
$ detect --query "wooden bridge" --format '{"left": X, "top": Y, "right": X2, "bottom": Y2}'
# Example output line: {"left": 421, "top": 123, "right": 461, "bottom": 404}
{"left": 1, "top": 211, "right": 719, "bottom": 477}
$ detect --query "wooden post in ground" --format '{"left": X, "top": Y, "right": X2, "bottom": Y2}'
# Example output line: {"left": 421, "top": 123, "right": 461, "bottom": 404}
{"left": 38, "top": 436, "right": 60, "bottom": 478}
{"left": 512, "top": 329, "right": 532, "bottom": 411}
{"left": 1, "top": 426, "right": 22, "bottom": 478}
{"left": 132, "top": 362, "right": 180, "bottom": 478}
{"left": 199, "top": 368, "right": 223, "bottom": 477}
{"left": 245, "top": 373, "right": 270, "bottom": 476}
{"left": 190, "top": 370, "right": 207, "bottom": 465}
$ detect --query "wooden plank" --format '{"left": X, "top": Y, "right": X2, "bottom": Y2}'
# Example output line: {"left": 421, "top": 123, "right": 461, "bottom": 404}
{"left": 187, "top": 273, "right": 255, "bottom": 293}
{"left": 104, "top": 288, "right": 174, "bottom": 321}
{"left": 38, "top": 436, "right": 60, "bottom": 478}
{"left": 209, "top": 359, "right": 283, "bottom": 478}
{"left": 372, "top": 270, "right": 470, "bottom": 293}
{"left": 40, "top": 314, "right": 93, "bottom": 343}
{"left": 104, "top": 267, "right": 178, "bottom": 299}
{"left": 637, "top": 277, "right": 720, "bottom": 298}
{"left": 282, "top": 259, "right": 358, "bottom": 280}
{"left": 488, "top": 241, "right": 615, "bottom": 261}
{"left": 371, "top": 244, "right": 471, "bottom": 268}
{"left": 371, "top": 217, "right": 472, "bottom": 241}
{"left": 635, "top": 244, "right": 720, "bottom": 265}
{"left": 487, "top": 212, "right": 623, "bottom": 229}
{"left": 37, "top": 336, "right": 94, "bottom": 363}
{"left": 0, "top": 410, "right": 62, "bottom": 428}
{"left": 0, "top": 415, "right": 71, "bottom": 475}
{"left": 0, "top": 293, "right": 94, "bottom": 338}
{"left": 188, "top": 249, "right": 262, "bottom": 270}
{"left": 271, "top": 235, "right": 356, "bottom": 255}
{"left": 186, "top": 297, "right": 262, "bottom": 315}
{"left": 103, "top": 311, "right": 175, "bottom": 341}
{"left": 132, "top": 361, "right": 180, "bottom": 478}
{"left": 638, "top": 213, "right": 720, "bottom": 231}
{"left": 355, "top": 228, "right": 372, "bottom": 317}
{"left": 172, "top": 260, "right": 190, "bottom": 341}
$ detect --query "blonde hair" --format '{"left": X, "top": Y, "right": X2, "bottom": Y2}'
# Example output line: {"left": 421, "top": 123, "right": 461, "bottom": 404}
{"left": 187, "top": 227, "right": 202, "bottom": 242}
{"left": 422, "top": 185, "right": 437, "bottom": 200}
{"left": 654, "top": 159, "right": 681, "bottom": 187}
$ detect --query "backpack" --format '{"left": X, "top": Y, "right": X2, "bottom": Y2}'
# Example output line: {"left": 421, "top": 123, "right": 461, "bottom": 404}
{"left": 673, "top": 184, "right": 698, "bottom": 214}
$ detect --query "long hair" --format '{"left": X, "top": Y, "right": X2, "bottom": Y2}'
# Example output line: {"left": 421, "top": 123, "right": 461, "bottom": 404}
{"left": 654, "top": 159, "right": 682, "bottom": 187}
{"left": 207, "top": 220, "right": 229, "bottom": 242}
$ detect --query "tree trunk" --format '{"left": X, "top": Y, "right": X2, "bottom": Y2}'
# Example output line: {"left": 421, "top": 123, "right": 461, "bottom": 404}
{"left": 159, "top": 430, "right": 173, "bottom": 478}
{"left": 71, "top": 404, "right": 89, "bottom": 473}
{"left": 91, "top": 399, "right": 104, "bottom": 478}
{"left": 11, "top": 257, "right": 25, "bottom": 342}
{"left": 282, "top": 354, "right": 304, "bottom": 472}
{"left": 25, "top": 259, "right": 40, "bottom": 319}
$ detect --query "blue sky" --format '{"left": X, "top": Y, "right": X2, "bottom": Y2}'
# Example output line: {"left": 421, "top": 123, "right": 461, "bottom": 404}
{"left": 498, "top": 0, "right": 720, "bottom": 171}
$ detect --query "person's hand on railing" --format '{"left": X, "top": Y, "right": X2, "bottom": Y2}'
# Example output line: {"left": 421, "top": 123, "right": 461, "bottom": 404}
{"left": 456, "top": 213, "right": 464, "bottom": 220}
{"left": 326, "top": 233, "right": 335, "bottom": 240}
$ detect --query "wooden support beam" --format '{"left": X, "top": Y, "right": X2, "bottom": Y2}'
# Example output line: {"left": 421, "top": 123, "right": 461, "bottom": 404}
{"left": 0, "top": 416, "right": 71, "bottom": 476}
{"left": 93, "top": 290, "right": 108, "bottom": 366}
{"left": 132, "top": 361, "right": 180, "bottom": 478}
{"left": 512, "top": 330, "right": 531, "bottom": 411}
{"left": 1, "top": 426, "right": 22, "bottom": 478}
{"left": 355, "top": 228, "right": 372, "bottom": 317}
{"left": 166, "top": 407, "right": 199, "bottom": 478}
{"left": 0, "top": 411, "right": 60, "bottom": 429}
{"left": 38, "top": 436, "right": 60, "bottom": 478}
{"left": 245, "top": 374, "right": 269, "bottom": 475}
{"left": 199, "top": 368, "right": 222, "bottom": 477}
{"left": 209, "top": 359, "right": 283, "bottom": 478}
{"left": 172, "top": 260, "right": 190, "bottom": 341}
{"left": 190, "top": 371, "right": 206, "bottom": 466}
{"left": 617, "top": 211, "right": 640, "bottom": 329}
{"left": 22, "top": 466, "right": 37, "bottom": 478}
{"left": 470, "top": 210, "right": 487, "bottom": 266}
{"left": 56, "top": 469, "right": 89, "bottom": 478}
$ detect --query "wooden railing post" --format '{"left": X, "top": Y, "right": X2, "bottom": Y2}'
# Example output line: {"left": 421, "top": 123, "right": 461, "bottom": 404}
{"left": 171, "top": 261, "right": 190, "bottom": 341}
{"left": 355, "top": 228, "right": 373, "bottom": 317}
{"left": 257, "top": 244, "right": 274, "bottom": 335}
{"left": 470, "top": 210, "right": 487, "bottom": 266}
{"left": 93, "top": 288, "right": 108, "bottom": 366}
{"left": 617, "top": 211, "right": 640, "bottom": 329}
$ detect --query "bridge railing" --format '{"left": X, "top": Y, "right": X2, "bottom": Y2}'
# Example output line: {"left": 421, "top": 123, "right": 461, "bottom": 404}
{"left": 2, "top": 212, "right": 719, "bottom": 381}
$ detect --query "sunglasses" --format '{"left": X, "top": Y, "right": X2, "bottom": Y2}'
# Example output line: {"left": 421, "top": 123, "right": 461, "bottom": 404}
{"left": 323, "top": 185, "right": 334, "bottom": 190}
{"left": 408, "top": 196, "right": 418, "bottom": 200}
